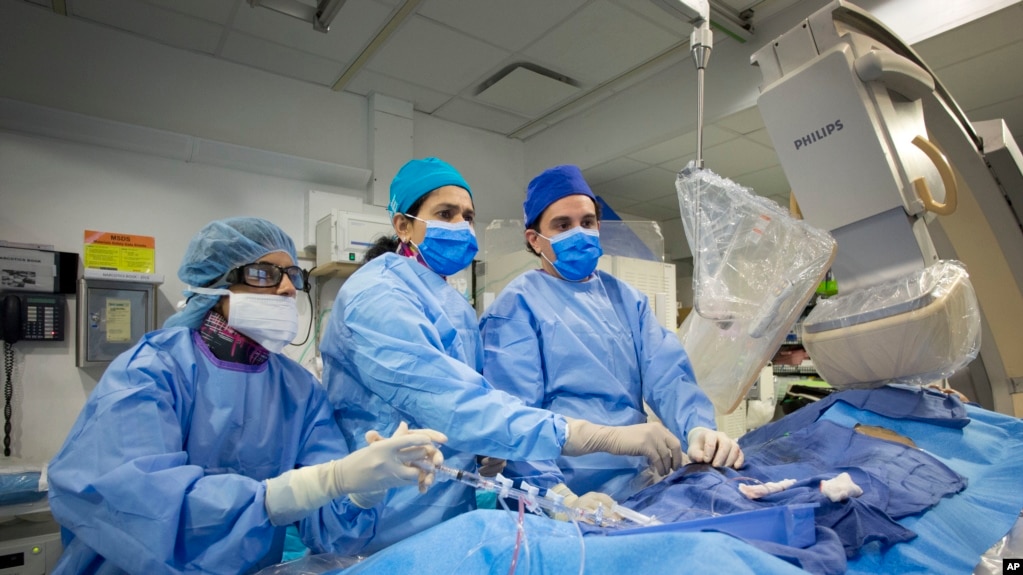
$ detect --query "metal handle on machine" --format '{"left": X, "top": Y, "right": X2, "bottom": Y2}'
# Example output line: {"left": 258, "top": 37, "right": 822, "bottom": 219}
{"left": 911, "top": 135, "right": 958, "bottom": 216}
{"left": 854, "top": 50, "right": 934, "bottom": 101}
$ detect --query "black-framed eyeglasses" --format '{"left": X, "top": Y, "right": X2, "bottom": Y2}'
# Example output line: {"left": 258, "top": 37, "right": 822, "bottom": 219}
{"left": 225, "top": 262, "right": 308, "bottom": 292}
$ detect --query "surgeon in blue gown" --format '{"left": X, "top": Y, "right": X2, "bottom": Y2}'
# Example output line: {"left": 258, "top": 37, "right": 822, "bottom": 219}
{"left": 48, "top": 217, "right": 446, "bottom": 574}
{"left": 321, "top": 158, "right": 686, "bottom": 553}
{"left": 479, "top": 165, "right": 744, "bottom": 502}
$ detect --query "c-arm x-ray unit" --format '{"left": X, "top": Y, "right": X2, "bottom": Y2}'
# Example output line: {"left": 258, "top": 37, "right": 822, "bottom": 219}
{"left": 751, "top": 1, "right": 1023, "bottom": 413}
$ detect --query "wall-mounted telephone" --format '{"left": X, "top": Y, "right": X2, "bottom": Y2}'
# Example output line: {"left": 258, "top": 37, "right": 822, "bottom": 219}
{"left": 0, "top": 292, "right": 66, "bottom": 343}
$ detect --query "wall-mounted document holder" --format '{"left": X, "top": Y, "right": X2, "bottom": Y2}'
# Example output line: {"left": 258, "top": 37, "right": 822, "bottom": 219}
{"left": 76, "top": 269, "right": 163, "bottom": 368}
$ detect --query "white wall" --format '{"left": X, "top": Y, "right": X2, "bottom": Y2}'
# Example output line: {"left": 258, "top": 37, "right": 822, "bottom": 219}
{"left": 0, "top": 128, "right": 340, "bottom": 461}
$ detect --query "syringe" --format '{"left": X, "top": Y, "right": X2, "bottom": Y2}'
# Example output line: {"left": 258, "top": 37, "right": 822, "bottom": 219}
{"left": 411, "top": 460, "right": 660, "bottom": 527}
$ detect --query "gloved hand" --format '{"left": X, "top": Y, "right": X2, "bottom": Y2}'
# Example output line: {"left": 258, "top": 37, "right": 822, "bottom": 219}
{"left": 264, "top": 422, "right": 446, "bottom": 525}
{"left": 686, "top": 426, "right": 744, "bottom": 468}
{"left": 476, "top": 456, "right": 506, "bottom": 477}
{"left": 363, "top": 422, "right": 446, "bottom": 493}
{"left": 562, "top": 418, "right": 682, "bottom": 476}
{"left": 549, "top": 483, "right": 621, "bottom": 524}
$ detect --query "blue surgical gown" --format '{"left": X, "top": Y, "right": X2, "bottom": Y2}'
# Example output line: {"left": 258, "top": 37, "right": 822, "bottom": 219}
{"left": 47, "top": 328, "right": 377, "bottom": 575}
{"left": 321, "top": 253, "right": 569, "bottom": 553}
{"left": 479, "top": 269, "right": 716, "bottom": 500}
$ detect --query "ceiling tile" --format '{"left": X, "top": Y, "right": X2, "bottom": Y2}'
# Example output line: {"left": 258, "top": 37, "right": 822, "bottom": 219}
{"left": 143, "top": 0, "right": 237, "bottom": 24}
{"left": 647, "top": 192, "right": 682, "bottom": 211}
{"left": 966, "top": 95, "right": 1023, "bottom": 141}
{"left": 345, "top": 69, "right": 452, "bottom": 113}
{"left": 583, "top": 157, "right": 648, "bottom": 185}
{"left": 432, "top": 98, "right": 530, "bottom": 135}
{"left": 700, "top": 137, "right": 780, "bottom": 178}
{"left": 599, "top": 194, "right": 642, "bottom": 212}
{"left": 715, "top": 106, "right": 765, "bottom": 135}
{"left": 613, "top": 201, "right": 673, "bottom": 221}
{"left": 627, "top": 125, "right": 735, "bottom": 166}
{"left": 732, "top": 165, "right": 792, "bottom": 200}
{"left": 746, "top": 127, "right": 775, "bottom": 148}
{"left": 418, "top": 0, "right": 588, "bottom": 52}
{"left": 522, "top": 0, "right": 679, "bottom": 86}
{"left": 220, "top": 32, "right": 344, "bottom": 86}
{"left": 365, "top": 16, "right": 510, "bottom": 94}
{"left": 932, "top": 41, "right": 1023, "bottom": 113}
{"left": 611, "top": 0, "right": 693, "bottom": 37}
{"left": 914, "top": 4, "right": 1023, "bottom": 69}
{"left": 232, "top": 0, "right": 391, "bottom": 61}
{"left": 592, "top": 166, "right": 678, "bottom": 203}
{"left": 71, "top": 0, "right": 223, "bottom": 54}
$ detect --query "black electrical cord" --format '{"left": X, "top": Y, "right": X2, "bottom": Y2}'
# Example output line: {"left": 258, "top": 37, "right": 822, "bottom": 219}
{"left": 4, "top": 342, "right": 13, "bottom": 457}
{"left": 289, "top": 288, "right": 315, "bottom": 348}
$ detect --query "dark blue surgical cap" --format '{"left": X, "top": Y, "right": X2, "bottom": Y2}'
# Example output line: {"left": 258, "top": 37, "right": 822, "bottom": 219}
{"left": 388, "top": 157, "right": 472, "bottom": 217}
{"left": 163, "top": 217, "right": 298, "bottom": 329}
{"left": 524, "top": 165, "right": 595, "bottom": 228}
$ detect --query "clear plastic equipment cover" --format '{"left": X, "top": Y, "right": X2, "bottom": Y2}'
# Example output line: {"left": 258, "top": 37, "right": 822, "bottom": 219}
{"left": 676, "top": 162, "right": 836, "bottom": 413}
{"left": 801, "top": 260, "right": 981, "bottom": 388}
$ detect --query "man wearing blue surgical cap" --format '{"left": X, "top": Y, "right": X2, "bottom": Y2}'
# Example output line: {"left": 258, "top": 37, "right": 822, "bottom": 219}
{"left": 479, "top": 165, "right": 744, "bottom": 503}
{"left": 321, "top": 158, "right": 687, "bottom": 552}
{"left": 48, "top": 217, "right": 447, "bottom": 574}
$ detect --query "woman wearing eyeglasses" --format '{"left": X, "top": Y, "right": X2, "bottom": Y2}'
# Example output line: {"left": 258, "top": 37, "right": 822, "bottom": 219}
{"left": 47, "top": 217, "right": 447, "bottom": 574}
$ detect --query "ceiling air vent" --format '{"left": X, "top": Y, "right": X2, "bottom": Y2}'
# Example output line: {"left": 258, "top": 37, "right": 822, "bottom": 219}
{"left": 475, "top": 64, "right": 579, "bottom": 117}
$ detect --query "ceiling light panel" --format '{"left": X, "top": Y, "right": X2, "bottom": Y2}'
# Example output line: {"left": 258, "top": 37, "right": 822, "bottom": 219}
{"left": 476, "top": 66, "right": 579, "bottom": 116}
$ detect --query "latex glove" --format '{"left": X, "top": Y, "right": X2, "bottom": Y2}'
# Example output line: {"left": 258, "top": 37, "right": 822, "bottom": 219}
{"left": 686, "top": 426, "right": 744, "bottom": 468}
{"left": 264, "top": 422, "right": 446, "bottom": 525}
{"left": 364, "top": 422, "right": 446, "bottom": 493}
{"left": 550, "top": 483, "right": 621, "bottom": 524}
{"left": 476, "top": 456, "right": 506, "bottom": 477}
{"left": 563, "top": 418, "right": 682, "bottom": 476}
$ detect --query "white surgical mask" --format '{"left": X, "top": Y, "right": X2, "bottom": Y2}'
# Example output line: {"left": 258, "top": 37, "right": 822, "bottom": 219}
{"left": 226, "top": 293, "right": 298, "bottom": 354}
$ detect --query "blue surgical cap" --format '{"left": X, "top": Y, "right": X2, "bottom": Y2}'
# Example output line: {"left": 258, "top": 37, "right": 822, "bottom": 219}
{"left": 523, "top": 165, "right": 595, "bottom": 228}
{"left": 163, "top": 217, "right": 298, "bottom": 329}
{"left": 388, "top": 157, "right": 472, "bottom": 217}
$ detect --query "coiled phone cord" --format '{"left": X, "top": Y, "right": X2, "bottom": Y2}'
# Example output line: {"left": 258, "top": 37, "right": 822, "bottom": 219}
{"left": 3, "top": 341, "right": 13, "bottom": 457}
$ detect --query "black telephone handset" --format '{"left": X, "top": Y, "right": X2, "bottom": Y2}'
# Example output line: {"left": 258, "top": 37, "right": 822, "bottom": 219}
{"left": 1, "top": 295, "right": 22, "bottom": 345}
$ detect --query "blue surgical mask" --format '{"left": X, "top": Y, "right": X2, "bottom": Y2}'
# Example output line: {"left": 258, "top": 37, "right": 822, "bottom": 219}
{"left": 407, "top": 216, "right": 479, "bottom": 276}
{"left": 539, "top": 227, "right": 603, "bottom": 282}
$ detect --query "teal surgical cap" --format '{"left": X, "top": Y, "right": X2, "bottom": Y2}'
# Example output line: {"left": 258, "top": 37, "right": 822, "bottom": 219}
{"left": 524, "top": 165, "right": 595, "bottom": 228}
{"left": 163, "top": 217, "right": 298, "bottom": 329}
{"left": 388, "top": 157, "right": 472, "bottom": 217}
